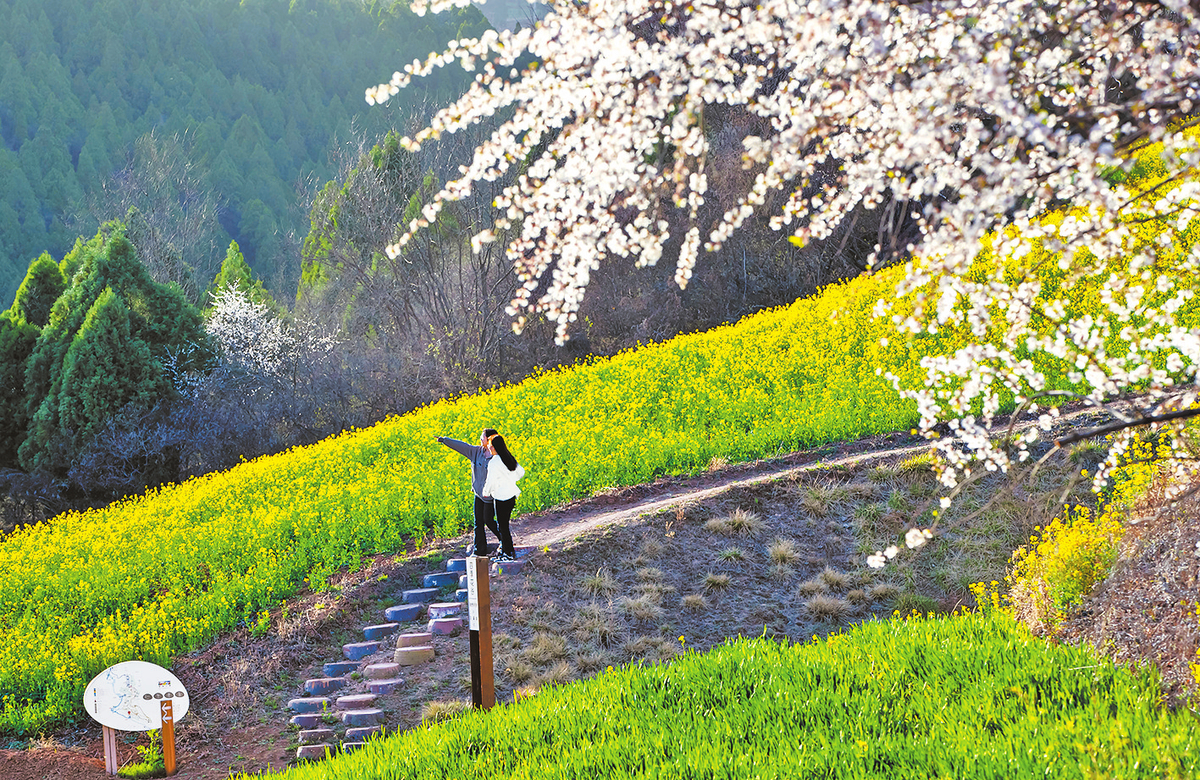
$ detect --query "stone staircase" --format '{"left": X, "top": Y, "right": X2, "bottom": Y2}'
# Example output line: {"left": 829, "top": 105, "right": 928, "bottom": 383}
{"left": 287, "top": 547, "right": 531, "bottom": 760}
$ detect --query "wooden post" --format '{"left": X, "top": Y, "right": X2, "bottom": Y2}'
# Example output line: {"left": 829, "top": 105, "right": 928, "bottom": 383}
{"left": 160, "top": 699, "right": 176, "bottom": 776}
{"left": 466, "top": 555, "right": 495, "bottom": 709}
{"left": 102, "top": 725, "right": 118, "bottom": 775}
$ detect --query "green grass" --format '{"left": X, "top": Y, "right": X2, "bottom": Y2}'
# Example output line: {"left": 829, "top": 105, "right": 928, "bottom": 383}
{"left": 236, "top": 611, "right": 1198, "bottom": 779}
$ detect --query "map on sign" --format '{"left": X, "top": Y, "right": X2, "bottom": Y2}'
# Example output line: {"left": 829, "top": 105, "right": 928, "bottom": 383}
{"left": 83, "top": 660, "right": 189, "bottom": 732}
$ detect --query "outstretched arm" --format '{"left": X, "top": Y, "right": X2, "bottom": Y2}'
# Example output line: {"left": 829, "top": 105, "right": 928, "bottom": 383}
{"left": 436, "top": 436, "right": 479, "bottom": 459}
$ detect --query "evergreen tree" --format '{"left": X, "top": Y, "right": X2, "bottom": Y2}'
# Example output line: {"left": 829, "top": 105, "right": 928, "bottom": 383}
{"left": 207, "top": 239, "right": 280, "bottom": 313}
{"left": 0, "top": 312, "right": 37, "bottom": 466}
{"left": 8, "top": 252, "right": 66, "bottom": 327}
{"left": 57, "top": 286, "right": 159, "bottom": 445}
{"left": 19, "top": 222, "right": 206, "bottom": 474}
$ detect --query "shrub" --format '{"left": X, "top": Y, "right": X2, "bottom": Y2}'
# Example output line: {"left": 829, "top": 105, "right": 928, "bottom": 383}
{"left": 1007, "top": 505, "right": 1123, "bottom": 633}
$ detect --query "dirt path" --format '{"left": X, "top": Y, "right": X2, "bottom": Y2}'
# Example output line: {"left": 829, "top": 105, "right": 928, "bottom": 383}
{"left": 516, "top": 403, "right": 1109, "bottom": 550}
{"left": 517, "top": 431, "right": 933, "bottom": 550}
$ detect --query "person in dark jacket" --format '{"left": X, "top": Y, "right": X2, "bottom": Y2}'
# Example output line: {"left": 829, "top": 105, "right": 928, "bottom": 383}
{"left": 436, "top": 428, "right": 505, "bottom": 558}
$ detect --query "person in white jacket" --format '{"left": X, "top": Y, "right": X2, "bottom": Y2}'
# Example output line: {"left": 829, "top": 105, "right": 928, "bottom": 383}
{"left": 481, "top": 434, "right": 524, "bottom": 561}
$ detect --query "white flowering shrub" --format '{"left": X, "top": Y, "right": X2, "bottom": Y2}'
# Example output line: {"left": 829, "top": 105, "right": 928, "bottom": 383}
{"left": 368, "top": 0, "right": 1200, "bottom": 557}
{"left": 206, "top": 283, "right": 296, "bottom": 378}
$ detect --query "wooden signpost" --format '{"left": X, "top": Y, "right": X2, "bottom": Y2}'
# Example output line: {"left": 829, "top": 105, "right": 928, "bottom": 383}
{"left": 466, "top": 555, "right": 495, "bottom": 709}
{"left": 160, "top": 699, "right": 176, "bottom": 775}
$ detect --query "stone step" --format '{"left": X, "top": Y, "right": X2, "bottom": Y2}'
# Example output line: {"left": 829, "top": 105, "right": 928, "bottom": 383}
{"left": 369, "top": 677, "right": 404, "bottom": 695}
{"left": 427, "top": 602, "right": 463, "bottom": 619}
{"left": 455, "top": 588, "right": 469, "bottom": 601}
{"left": 364, "top": 662, "right": 401, "bottom": 680}
{"left": 343, "top": 641, "right": 382, "bottom": 661}
{"left": 304, "top": 678, "right": 347, "bottom": 696}
{"left": 446, "top": 558, "right": 467, "bottom": 572}
{"left": 297, "top": 743, "right": 335, "bottom": 761}
{"left": 395, "top": 632, "right": 432, "bottom": 648}
{"left": 290, "top": 714, "right": 323, "bottom": 729}
{"left": 341, "top": 708, "right": 383, "bottom": 727}
{"left": 345, "top": 725, "right": 383, "bottom": 741}
{"left": 336, "top": 693, "right": 378, "bottom": 709}
{"left": 516, "top": 545, "right": 536, "bottom": 558}
{"left": 492, "top": 558, "right": 527, "bottom": 575}
{"left": 384, "top": 603, "right": 423, "bottom": 622}
{"left": 341, "top": 742, "right": 366, "bottom": 753}
{"left": 428, "top": 617, "right": 463, "bottom": 635}
{"left": 394, "top": 644, "right": 435, "bottom": 665}
{"left": 297, "top": 728, "right": 335, "bottom": 745}
{"left": 422, "top": 572, "right": 460, "bottom": 588}
{"left": 363, "top": 623, "right": 400, "bottom": 641}
{"left": 402, "top": 587, "right": 440, "bottom": 604}
{"left": 323, "top": 661, "right": 359, "bottom": 677}
{"left": 287, "top": 697, "right": 330, "bottom": 714}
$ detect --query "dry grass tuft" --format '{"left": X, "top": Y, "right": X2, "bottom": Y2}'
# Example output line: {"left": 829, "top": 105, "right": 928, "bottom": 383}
{"left": 493, "top": 632, "right": 521, "bottom": 651}
{"left": 708, "top": 455, "right": 730, "bottom": 471}
{"left": 718, "top": 546, "right": 745, "bottom": 562}
{"left": 619, "top": 595, "right": 665, "bottom": 622}
{"left": 847, "top": 589, "right": 869, "bottom": 605}
{"left": 680, "top": 593, "right": 709, "bottom": 611}
{"left": 580, "top": 567, "right": 618, "bottom": 596}
{"left": 769, "top": 563, "right": 795, "bottom": 581}
{"left": 537, "top": 661, "right": 575, "bottom": 687}
{"left": 623, "top": 636, "right": 681, "bottom": 662}
{"left": 797, "top": 577, "right": 828, "bottom": 597}
{"left": 702, "top": 572, "right": 731, "bottom": 591}
{"left": 572, "top": 603, "right": 620, "bottom": 646}
{"left": 768, "top": 538, "right": 800, "bottom": 565}
{"left": 636, "top": 566, "right": 665, "bottom": 582}
{"left": 505, "top": 659, "right": 535, "bottom": 684}
{"left": 704, "top": 508, "right": 764, "bottom": 536}
{"left": 819, "top": 566, "right": 852, "bottom": 591}
{"left": 420, "top": 699, "right": 471, "bottom": 724}
{"left": 575, "top": 649, "right": 611, "bottom": 673}
{"left": 634, "top": 582, "right": 673, "bottom": 604}
{"left": 27, "top": 734, "right": 65, "bottom": 751}
{"left": 640, "top": 537, "right": 665, "bottom": 558}
{"left": 868, "top": 583, "right": 900, "bottom": 602}
{"left": 524, "top": 632, "right": 569, "bottom": 665}
{"left": 805, "top": 593, "right": 851, "bottom": 620}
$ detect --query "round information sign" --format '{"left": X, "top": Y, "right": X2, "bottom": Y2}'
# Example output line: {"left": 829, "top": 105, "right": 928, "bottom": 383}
{"left": 83, "top": 661, "right": 189, "bottom": 731}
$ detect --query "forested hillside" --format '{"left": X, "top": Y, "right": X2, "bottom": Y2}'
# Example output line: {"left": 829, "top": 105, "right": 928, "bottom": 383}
{"left": 0, "top": 0, "right": 485, "bottom": 303}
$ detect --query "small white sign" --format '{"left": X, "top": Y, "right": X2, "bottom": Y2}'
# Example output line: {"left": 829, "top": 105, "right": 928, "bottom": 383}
{"left": 466, "top": 557, "right": 480, "bottom": 630}
{"left": 83, "top": 661, "right": 189, "bottom": 732}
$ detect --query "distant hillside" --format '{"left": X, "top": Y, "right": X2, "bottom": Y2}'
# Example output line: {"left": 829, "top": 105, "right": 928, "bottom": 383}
{"left": 0, "top": 0, "right": 486, "bottom": 302}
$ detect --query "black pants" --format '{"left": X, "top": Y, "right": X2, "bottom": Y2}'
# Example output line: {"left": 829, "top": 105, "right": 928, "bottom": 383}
{"left": 474, "top": 495, "right": 516, "bottom": 557}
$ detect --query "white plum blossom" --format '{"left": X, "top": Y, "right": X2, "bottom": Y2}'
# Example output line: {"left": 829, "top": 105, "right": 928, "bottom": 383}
{"left": 367, "top": 0, "right": 1200, "bottom": 548}
{"left": 206, "top": 284, "right": 295, "bottom": 378}
{"left": 905, "top": 528, "right": 933, "bottom": 549}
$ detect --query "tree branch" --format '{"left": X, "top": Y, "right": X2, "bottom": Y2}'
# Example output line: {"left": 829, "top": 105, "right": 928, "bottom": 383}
{"left": 1054, "top": 406, "right": 1200, "bottom": 448}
